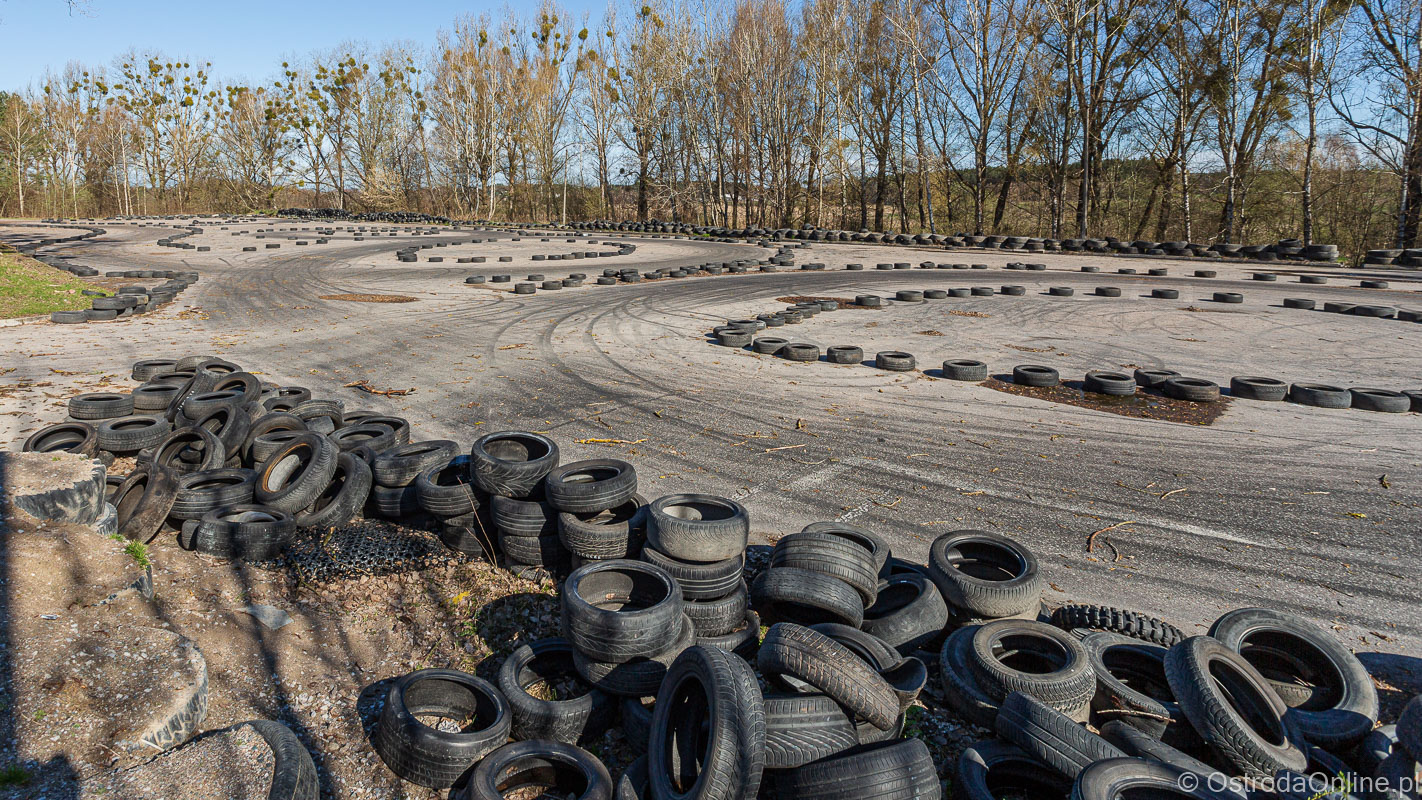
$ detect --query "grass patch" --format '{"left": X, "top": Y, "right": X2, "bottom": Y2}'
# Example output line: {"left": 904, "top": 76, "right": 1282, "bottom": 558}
{"left": 0, "top": 249, "right": 99, "bottom": 319}
{"left": 0, "top": 764, "right": 30, "bottom": 787}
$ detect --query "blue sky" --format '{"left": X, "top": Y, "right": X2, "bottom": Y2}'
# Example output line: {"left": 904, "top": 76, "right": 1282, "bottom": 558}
{"left": 0, "top": 0, "right": 608, "bottom": 89}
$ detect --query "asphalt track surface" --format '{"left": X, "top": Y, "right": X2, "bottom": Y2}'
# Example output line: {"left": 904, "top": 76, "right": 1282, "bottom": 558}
{"left": 4, "top": 218, "right": 1420, "bottom": 671}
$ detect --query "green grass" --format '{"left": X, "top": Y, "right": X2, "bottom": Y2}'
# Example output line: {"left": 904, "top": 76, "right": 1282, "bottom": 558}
{"left": 0, "top": 249, "right": 102, "bottom": 320}
{"left": 110, "top": 533, "right": 151, "bottom": 569}
{"left": 0, "top": 764, "right": 30, "bottom": 787}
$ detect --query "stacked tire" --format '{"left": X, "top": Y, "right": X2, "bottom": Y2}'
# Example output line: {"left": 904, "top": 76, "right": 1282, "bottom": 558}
{"left": 472, "top": 431, "right": 566, "bottom": 570}
{"left": 559, "top": 559, "right": 693, "bottom": 700}
{"left": 641, "top": 494, "right": 759, "bottom": 656}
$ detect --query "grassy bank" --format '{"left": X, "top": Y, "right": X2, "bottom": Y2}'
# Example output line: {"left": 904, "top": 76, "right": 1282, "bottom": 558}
{"left": 0, "top": 249, "right": 100, "bottom": 319}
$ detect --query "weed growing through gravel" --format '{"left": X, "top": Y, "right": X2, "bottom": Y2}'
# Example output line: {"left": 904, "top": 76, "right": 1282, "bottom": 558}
{"left": 110, "top": 533, "right": 151, "bottom": 569}
{"left": 0, "top": 764, "right": 30, "bottom": 786}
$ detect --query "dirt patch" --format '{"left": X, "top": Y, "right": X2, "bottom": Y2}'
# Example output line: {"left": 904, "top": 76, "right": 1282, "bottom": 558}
{"left": 318, "top": 294, "right": 417, "bottom": 303}
{"left": 983, "top": 377, "right": 1230, "bottom": 425}
{"left": 948, "top": 310, "right": 990, "bottom": 318}
{"left": 916, "top": 330, "right": 945, "bottom": 336}
{"left": 776, "top": 295, "right": 874, "bottom": 310}
{"left": 1005, "top": 344, "right": 1055, "bottom": 353}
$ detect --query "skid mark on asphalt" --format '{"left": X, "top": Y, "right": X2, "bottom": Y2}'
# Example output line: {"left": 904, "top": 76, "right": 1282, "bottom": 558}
{"left": 841, "top": 456, "right": 1266, "bottom": 547}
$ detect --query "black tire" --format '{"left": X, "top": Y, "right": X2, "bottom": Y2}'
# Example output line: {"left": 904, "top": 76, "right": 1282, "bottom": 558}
{"left": 955, "top": 740, "right": 1073, "bottom": 800}
{"left": 752, "top": 567, "right": 865, "bottom": 628}
{"left": 96, "top": 415, "right": 173, "bottom": 452}
{"left": 969, "top": 620, "right": 1096, "bottom": 717}
{"left": 1212, "top": 292, "right": 1243, "bottom": 304}
{"left": 763, "top": 692, "right": 858, "bottom": 769}
{"left": 1355, "top": 724, "right": 1397, "bottom": 776}
{"left": 862, "top": 572, "right": 950, "bottom": 654}
{"left": 23, "top": 421, "right": 98, "bottom": 457}
{"left": 875, "top": 351, "right": 917, "bottom": 371}
{"left": 544, "top": 458, "right": 637, "bottom": 514}
{"left": 1081, "top": 632, "right": 1194, "bottom": 743}
{"left": 560, "top": 560, "right": 685, "bottom": 663}
{"left": 685, "top": 581, "right": 748, "bottom": 637}
{"left": 251, "top": 431, "right": 307, "bottom": 467}
{"left": 1163, "top": 377, "right": 1220, "bottom": 402}
{"left": 621, "top": 697, "right": 654, "bottom": 751}
{"left": 372, "top": 668, "right": 511, "bottom": 788}
{"left": 645, "top": 494, "right": 749, "bottom": 562}
{"left": 1283, "top": 297, "right": 1316, "bottom": 309}
{"left": 1084, "top": 371, "right": 1136, "bottom": 396}
{"left": 328, "top": 423, "right": 399, "bottom": 454}
{"left": 757, "top": 623, "right": 899, "bottom": 730}
{"left": 775, "top": 739, "right": 939, "bottom": 800}
{"left": 189, "top": 404, "right": 252, "bottom": 464}
{"left": 112, "top": 464, "right": 180, "bottom": 543}
{"left": 697, "top": 610, "right": 760, "bottom": 657}
{"left": 799, "top": 521, "right": 891, "bottom": 576}
{"left": 255, "top": 433, "right": 338, "bottom": 513}
{"left": 290, "top": 398, "right": 343, "bottom": 433}
{"left": 169, "top": 468, "right": 257, "bottom": 520}
{"left": 617, "top": 755, "right": 649, "bottom": 800}
{"left": 1351, "top": 388, "right": 1412, "bottom": 413}
{"left": 928, "top": 529, "right": 1042, "bottom": 618}
{"left": 1098, "top": 721, "right": 1225, "bottom": 786}
{"left": 995, "top": 691, "right": 1127, "bottom": 778}
{"left": 1288, "top": 382, "right": 1350, "bottom": 409}
{"left": 415, "top": 455, "right": 481, "bottom": 517}
{"left": 180, "top": 505, "right": 294, "bottom": 560}
{"left": 497, "top": 638, "right": 613, "bottom": 745}
{"left": 1014, "top": 365, "right": 1059, "bottom": 387}
{"left": 1399, "top": 698, "right": 1422, "bottom": 762}
{"left": 463, "top": 740, "right": 613, "bottom": 800}
{"left": 471, "top": 431, "right": 560, "bottom": 497}
{"left": 770, "top": 532, "right": 879, "bottom": 606}
{"left": 1229, "top": 376, "right": 1288, "bottom": 401}
{"left": 1070, "top": 758, "right": 1242, "bottom": 800}
{"left": 492, "top": 494, "right": 558, "bottom": 537}
{"left": 1135, "top": 369, "right": 1181, "bottom": 389}
{"left": 132, "top": 358, "right": 179, "bottom": 381}
{"left": 571, "top": 615, "right": 694, "bottom": 697}
{"left": 559, "top": 495, "right": 646, "bottom": 560}
{"left": 373, "top": 440, "right": 460, "bottom": 487}
{"left": 753, "top": 337, "right": 788, "bottom": 355}
{"left": 825, "top": 345, "right": 862, "bottom": 364}
{"left": 69, "top": 392, "right": 134, "bottom": 420}
{"left": 179, "top": 389, "right": 245, "bottom": 421}
{"left": 648, "top": 645, "right": 766, "bottom": 800}
{"left": 295, "top": 452, "right": 372, "bottom": 530}
{"left": 1209, "top": 607, "right": 1377, "bottom": 749}
{"left": 246, "top": 719, "right": 319, "bottom": 800}
{"left": 243, "top": 413, "right": 306, "bottom": 464}
{"left": 1050, "top": 605, "right": 1184, "bottom": 646}
{"left": 1164, "top": 635, "right": 1308, "bottom": 778}
{"left": 943, "top": 359, "right": 989, "bottom": 381}
{"left": 145, "top": 426, "right": 226, "bottom": 475}
{"left": 939, "top": 625, "right": 1001, "bottom": 727}
{"left": 500, "top": 531, "right": 564, "bottom": 567}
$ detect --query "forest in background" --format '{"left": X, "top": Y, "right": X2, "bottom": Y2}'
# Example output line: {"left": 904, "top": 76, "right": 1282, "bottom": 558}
{"left": 1, "top": 0, "right": 1419, "bottom": 260}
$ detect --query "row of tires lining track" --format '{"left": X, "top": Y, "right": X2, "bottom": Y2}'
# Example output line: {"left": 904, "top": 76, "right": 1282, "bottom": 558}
{"left": 710, "top": 289, "right": 1422, "bottom": 415}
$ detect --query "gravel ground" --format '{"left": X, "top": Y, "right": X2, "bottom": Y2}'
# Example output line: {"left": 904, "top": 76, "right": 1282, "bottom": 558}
{"left": 0, "top": 216, "right": 1419, "bottom": 797}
